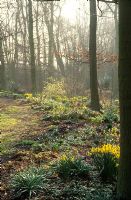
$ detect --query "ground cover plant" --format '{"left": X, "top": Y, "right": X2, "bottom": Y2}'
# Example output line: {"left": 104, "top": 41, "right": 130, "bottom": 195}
{"left": 53, "top": 155, "right": 90, "bottom": 180}
{"left": 10, "top": 167, "right": 48, "bottom": 199}
{"left": 0, "top": 82, "right": 120, "bottom": 200}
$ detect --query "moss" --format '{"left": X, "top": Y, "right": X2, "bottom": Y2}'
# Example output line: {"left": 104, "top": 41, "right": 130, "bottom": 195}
{"left": 0, "top": 113, "right": 19, "bottom": 130}
{"left": 5, "top": 106, "right": 21, "bottom": 114}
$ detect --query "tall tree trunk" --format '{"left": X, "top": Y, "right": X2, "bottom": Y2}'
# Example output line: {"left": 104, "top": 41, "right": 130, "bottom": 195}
{"left": 48, "top": 2, "right": 54, "bottom": 76}
{"left": 28, "top": 0, "right": 37, "bottom": 94}
{"left": 117, "top": 0, "right": 131, "bottom": 199}
{"left": 19, "top": 0, "right": 29, "bottom": 88}
{"left": 114, "top": 4, "right": 119, "bottom": 54}
{"left": 113, "top": 4, "right": 119, "bottom": 99}
{"left": 12, "top": 9, "right": 19, "bottom": 84}
{"left": 0, "top": 37, "right": 6, "bottom": 90}
{"left": 42, "top": 2, "right": 55, "bottom": 77}
{"left": 36, "top": 2, "right": 43, "bottom": 91}
{"left": 89, "top": 0, "right": 100, "bottom": 111}
{"left": 107, "top": 3, "right": 119, "bottom": 99}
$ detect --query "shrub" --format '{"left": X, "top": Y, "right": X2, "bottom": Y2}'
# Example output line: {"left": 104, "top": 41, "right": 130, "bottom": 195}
{"left": 90, "top": 144, "right": 119, "bottom": 182}
{"left": 43, "top": 80, "right": 66, "bottom": 99}
{"left": 10, "top": 167, "right": 48, "bottom": 199}
{"left": 54, "top": 155, "right": 90, "bottom": 180}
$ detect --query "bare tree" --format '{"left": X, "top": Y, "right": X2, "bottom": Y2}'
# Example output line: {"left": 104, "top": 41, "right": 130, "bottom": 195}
{"left": 0, "top": 28, "right": 6, "bottom": 90}
{"left": 28, "top": 0, "right": 37, "bottom": 94}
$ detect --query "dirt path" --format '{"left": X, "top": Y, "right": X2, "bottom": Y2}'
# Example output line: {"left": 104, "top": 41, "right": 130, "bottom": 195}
{"left": 0, "top": 98, "right": 43, "bottom": 155}
{"left": 0, "top": 98, "right": 44, "bottom": 199}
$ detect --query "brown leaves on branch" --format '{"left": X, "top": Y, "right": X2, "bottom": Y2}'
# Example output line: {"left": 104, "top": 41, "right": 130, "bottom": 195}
{"left": 55, "top": 49, "right": 118, "bottom": 65}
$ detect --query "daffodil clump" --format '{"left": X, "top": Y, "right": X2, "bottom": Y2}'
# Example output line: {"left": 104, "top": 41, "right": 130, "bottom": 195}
{"left": 89, "top": 144, "right": 120, "bottom": 182}
{"left": 24, "top": 93, "right": 33, "bottom": 100}
{"left": 90, "top": 144, "right": 120, "bottom": 159}
{"left": 54, "top": 154, "right": 90, "bottom": 180}
{"left": 60, "top": 154, "right": 75, "bottom": 162}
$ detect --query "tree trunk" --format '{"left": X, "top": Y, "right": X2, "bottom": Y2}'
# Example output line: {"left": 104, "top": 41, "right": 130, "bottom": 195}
{"left": 117, "top": 0, "right": 131, "bottom": 199}
{"left": 28, "top": 0, "right": 37, "bottom": 94}
{"left": 89, "top": 0, "right": 100, "bottom": 111}
{"left": 48, "top": 2, "right": 54, "bottom": 77}
{"left": 12, "top": 9, "right": 19, "bottom": 84}
{"left": 36, "top": 2, "right": 43, "bottom": 91}
{"left": 114, "top": 4, "right": 119, "bottom": 54}
{"left": 43, "top": 2, "right": 55, "bottom": 77}
{"left": 19, "top": 0, "right": 29, "bottom": 88}
{"left": 0, "top": 37, "right": 6, "bottom": 90}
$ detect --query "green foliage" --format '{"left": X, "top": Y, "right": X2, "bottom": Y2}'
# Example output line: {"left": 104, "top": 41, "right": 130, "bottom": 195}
{"left": 103, "top": 127, "right": 120, "bottom": 144}
{"left": 42, "top": 96, "right": 89, "bottom": 122}
{"left": 31, "top": 143, "right": 43, "bottom": 153}
{"left": 42, "top": 125, "right": 60, "bottom": 142}
{"left": 59, "top": 182, "right": 113, "bottom": 200}
{"left": 0, "top": 90, "right": 24, "bottom": 99}
{"left": 10, "top": 167, "right": 48, "bottom": 199}
{"left": 16, "top": 140, "right": 45, "bottom": 153}
{"left": 83, "top": 126, "right": 96, "bottom": 135}
{"left": 54, "top": 156, "right": 90, "bottom": 180}
{"left": 28, "top": 81, "right": 91, "bottom": 122}
{"left": 96, "top": 153, "right": 118, "bottom": 182}
{"left": 45, "top": 180, "right": 113, "bottom": 200}
{"left": 102, "top": 106, "right": 119, "bottom": 124}
{"left": 90, "top": 115, "right": 103, "bottom": 124}
{"left": 51, "top": 142, "right": 61, "bottom": 152}
{"left": 17, "top": 140, "right": 36, "bottom": 146}
{"left": 90, "top": 106, "right": 119, "bottom": 128}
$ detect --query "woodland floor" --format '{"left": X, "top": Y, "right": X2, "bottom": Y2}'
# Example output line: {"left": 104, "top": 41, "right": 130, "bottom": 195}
{"left": 0, "top": 97, "right": 117, "bottom": 200}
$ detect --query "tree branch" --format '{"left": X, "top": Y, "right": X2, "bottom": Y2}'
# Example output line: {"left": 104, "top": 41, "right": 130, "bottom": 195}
{"left": 87, "top": 0, "right": 118, "bottom": 4}
{"left": 97, "top": 0, "right": 118, "bottom": 4}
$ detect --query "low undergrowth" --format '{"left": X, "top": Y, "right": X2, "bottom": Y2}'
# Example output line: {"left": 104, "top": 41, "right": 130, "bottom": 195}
{"left": 1, "top": 82, "right": 120, "bottom": 200}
